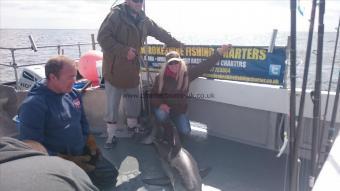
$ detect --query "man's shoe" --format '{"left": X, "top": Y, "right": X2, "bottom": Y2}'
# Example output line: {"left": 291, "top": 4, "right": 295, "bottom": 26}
{"left": 104, "top": 136, "right": 117, "bottom": 149}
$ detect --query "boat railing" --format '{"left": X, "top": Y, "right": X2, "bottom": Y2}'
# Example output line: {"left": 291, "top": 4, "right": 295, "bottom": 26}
{"left": 0, "top": 34, "right": 98, "bottom": 88}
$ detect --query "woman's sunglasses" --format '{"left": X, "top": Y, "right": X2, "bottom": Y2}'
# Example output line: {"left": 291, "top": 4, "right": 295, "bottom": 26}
{"left": 168, "top": 61, "right": 180, "bottom": 65}
{"left": 132, "top": 0, "right": 143, "bottom": 3}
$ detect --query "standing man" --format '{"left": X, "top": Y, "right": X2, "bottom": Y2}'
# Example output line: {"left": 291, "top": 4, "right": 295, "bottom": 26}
{"left": 97, "top": 0, "right": 183, "bottom": 148}
{"left": 19, "top": 56, "right": 118, "bottom": 189}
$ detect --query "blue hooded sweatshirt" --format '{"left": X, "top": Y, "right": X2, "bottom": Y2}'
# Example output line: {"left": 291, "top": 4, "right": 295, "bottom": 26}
{"left": 19, "top": 81, "right": 89, "bottom": 156}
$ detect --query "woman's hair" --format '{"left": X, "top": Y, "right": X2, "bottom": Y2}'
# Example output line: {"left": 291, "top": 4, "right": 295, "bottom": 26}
{"left": 158, "top": 58, "right": 189, "bottom": 93}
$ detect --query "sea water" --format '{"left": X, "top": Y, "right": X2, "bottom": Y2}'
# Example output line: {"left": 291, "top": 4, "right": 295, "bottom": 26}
{"left": 0, "top": 29, "right": 339, "bottom": 90}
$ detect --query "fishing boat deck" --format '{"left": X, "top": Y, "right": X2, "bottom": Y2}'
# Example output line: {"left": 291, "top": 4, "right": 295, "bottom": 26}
{"left": 92, "top": 124, "right": 290, "bottom": 191}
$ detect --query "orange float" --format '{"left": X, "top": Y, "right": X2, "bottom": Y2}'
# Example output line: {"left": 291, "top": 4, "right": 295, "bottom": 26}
{"left": 78, "top": 50, "right": 103, "bottom": 86}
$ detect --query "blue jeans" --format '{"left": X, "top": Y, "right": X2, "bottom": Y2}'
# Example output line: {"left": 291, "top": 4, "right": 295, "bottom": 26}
{"left": 154, "top": 108, "right": 191, "bottom": 135}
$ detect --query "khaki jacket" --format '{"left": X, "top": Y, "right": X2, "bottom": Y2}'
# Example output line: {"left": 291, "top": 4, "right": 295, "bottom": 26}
{"left": 97, "top": 3, "right": 182, "bottom": 88}
{"left": 151, "top": 52, "right": 222, "bottom": 114}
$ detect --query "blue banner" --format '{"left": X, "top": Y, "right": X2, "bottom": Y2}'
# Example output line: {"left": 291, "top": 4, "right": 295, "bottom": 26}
{"left": 141, "top": 45, "right": 286, "bottom": 85}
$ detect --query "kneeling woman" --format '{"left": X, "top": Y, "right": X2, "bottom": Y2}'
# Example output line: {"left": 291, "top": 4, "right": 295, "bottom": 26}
{"left": 150, "top": 44, "right": 231, "bottom": 142}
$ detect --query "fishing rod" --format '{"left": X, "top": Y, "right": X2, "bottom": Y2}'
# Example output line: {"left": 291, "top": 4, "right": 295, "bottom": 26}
{"left": 324, "top": 18, "right": 340, "bottom": 153}
{"left": 309, "top": 0, "right": 325, "bottom": 189}
{"left": 318, "top": 17, "right": 340, "bottom": 166}
{"left": 142, "top": 0, "right": 150, "bottom": 86}
{"left": 140, "top": 0, "right": 153, "bottom": 118}
{"left": 288, "top": 0, "right": 297, "bottom": 190}
{"left": 290, "top": 0, "right": 318, "bottom": 190}
{"left": 326, "top": 71, "right": 340, "bottom": 152}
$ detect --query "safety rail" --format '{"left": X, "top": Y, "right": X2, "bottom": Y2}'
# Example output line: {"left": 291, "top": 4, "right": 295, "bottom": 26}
{"left": 0, "top": 34, "right": 98, "bottom": 88}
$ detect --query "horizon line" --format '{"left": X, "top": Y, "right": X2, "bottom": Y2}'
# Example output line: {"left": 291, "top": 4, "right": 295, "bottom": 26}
{"left": 1, "top": 28, "right": 338, "bottom": 33}
{"left": 0, "top": 27, "right": 99, "bottom": 30}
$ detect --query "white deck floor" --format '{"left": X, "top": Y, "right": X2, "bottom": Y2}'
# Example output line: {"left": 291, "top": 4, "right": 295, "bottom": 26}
{"left": 92, "top": 126, "right": 292, "bottom": 191}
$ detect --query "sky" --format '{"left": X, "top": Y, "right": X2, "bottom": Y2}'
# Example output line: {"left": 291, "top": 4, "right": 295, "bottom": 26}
{"left": 0, "top": 0, "right": 340, "bottom": 34}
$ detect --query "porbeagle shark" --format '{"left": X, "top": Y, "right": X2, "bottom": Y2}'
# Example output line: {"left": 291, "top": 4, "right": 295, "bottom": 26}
{"left": 141, "top": 117, "right": 205, "bottom": 191}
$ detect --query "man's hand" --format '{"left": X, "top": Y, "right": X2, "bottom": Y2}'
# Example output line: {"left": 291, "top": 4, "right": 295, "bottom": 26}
{"left": 127, "top": 47, "right": 137, "bottom": 61}
{"left": 217, "top": 44, "right": 232, "bottom": 56}
{"left": 86, "top": 134, "right": 97, "bottom": 156}
{"left": 59, "top": 154, "right": 95, "bottom": 173}
{"left": 160, "top": 104, "right": 170, "bottom": 113}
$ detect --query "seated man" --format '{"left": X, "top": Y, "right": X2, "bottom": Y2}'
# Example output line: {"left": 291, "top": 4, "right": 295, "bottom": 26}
{"left": 19, "top": 55, "right": 118, "bottom": 189}
{"left": 0, "top": 137, "right": 98, "bottom": 191}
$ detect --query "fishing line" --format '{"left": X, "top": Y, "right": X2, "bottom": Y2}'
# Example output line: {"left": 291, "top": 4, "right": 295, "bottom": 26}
{"left": 111, "top": 0, "right": 121, "bottom": 10}
{"left": 297, "top": 0, "right": 305, "bottom": 16}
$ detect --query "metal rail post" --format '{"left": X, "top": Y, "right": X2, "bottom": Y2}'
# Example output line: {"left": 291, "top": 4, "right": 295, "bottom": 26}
{"left": 10, "top": 49, "right": 19, "bottom": 89}
{"left": 91, "top": 34, "right": 96, "bottom": 50}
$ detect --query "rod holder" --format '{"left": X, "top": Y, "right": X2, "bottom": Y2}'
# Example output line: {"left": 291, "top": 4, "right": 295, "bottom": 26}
{"left": 91, "top": 34, "right": 96, "bottom": 50}
{"left": 28, "top": 35, "right": 38, "bottom": 52}
{"left": 268, "top": 29, "right": 278, "bottom": 53}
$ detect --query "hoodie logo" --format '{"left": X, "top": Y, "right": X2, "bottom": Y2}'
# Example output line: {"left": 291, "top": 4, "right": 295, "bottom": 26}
{"left": 73, "top": 98, "right": 81, "bottom": 109}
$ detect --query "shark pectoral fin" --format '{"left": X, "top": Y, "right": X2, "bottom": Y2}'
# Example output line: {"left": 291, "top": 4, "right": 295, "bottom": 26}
{"left": 142, "top": 176, "right": 171, "bottom": 186}
{"left": 199, "top": 166, "right": 212, "bottom": 179}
